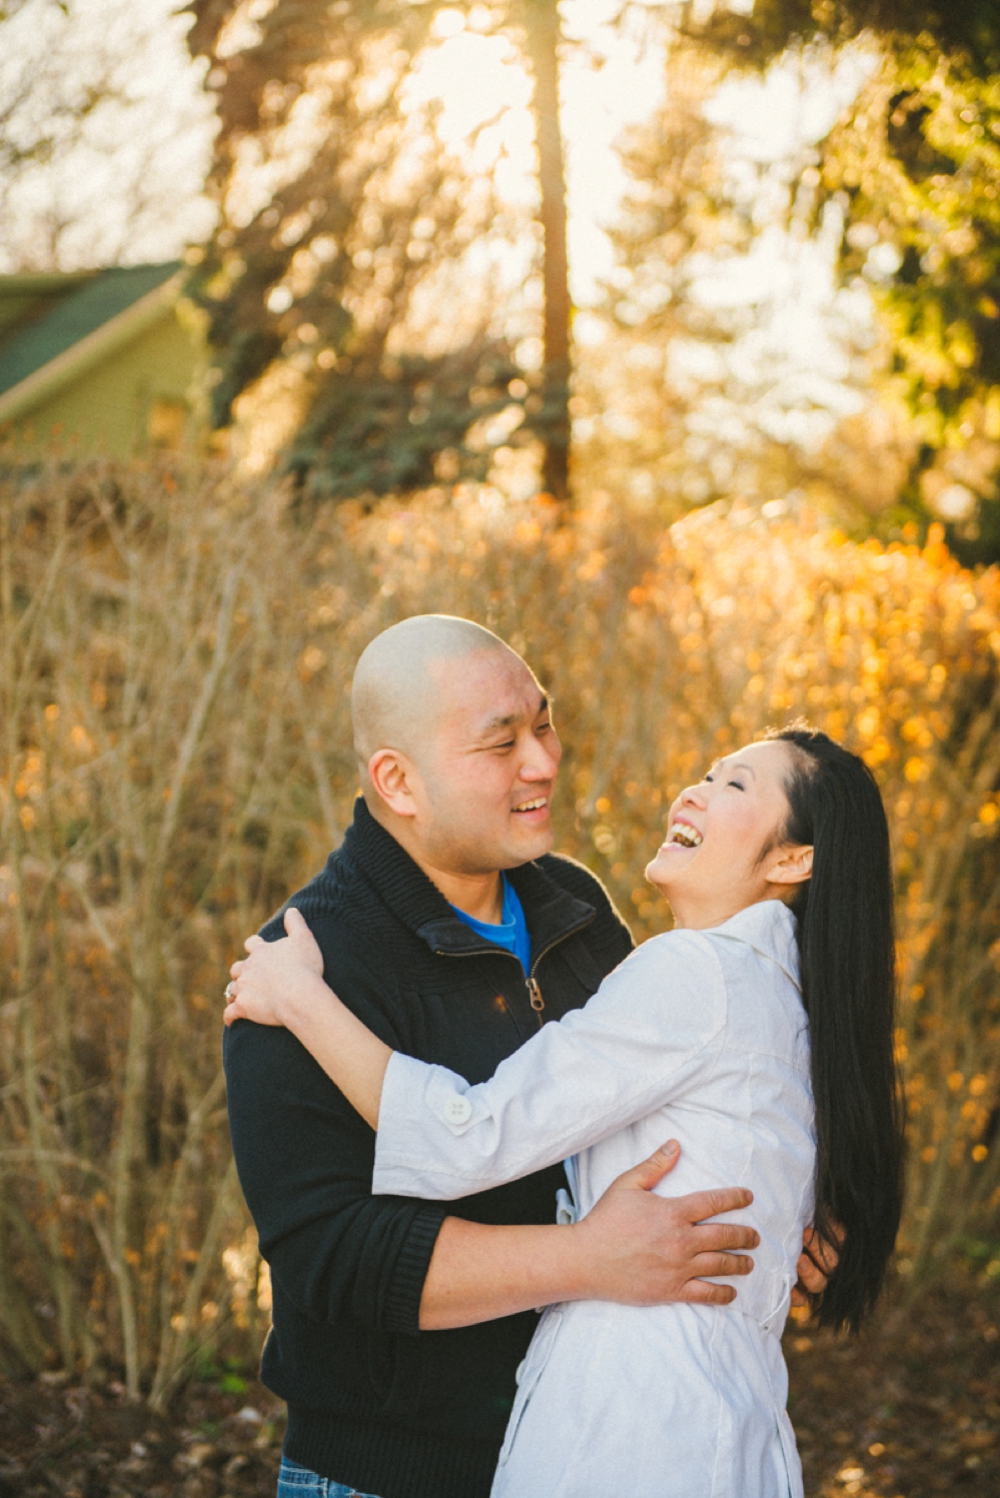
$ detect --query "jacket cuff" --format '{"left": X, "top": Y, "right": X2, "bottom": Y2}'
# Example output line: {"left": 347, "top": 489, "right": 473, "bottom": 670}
{"left": 382, "top": 1203, "right": 448, "bottom": 1337}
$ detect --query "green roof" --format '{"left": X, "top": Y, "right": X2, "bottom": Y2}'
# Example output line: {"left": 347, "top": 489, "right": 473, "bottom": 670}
{"left": 0, "top": 263, "right": 182, "bottom": 398}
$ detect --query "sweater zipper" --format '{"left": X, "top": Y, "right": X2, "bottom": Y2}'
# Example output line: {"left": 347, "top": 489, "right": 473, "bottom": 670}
{"left": 433, "top": 915, "right": 595, "bottom": 1028}
{"left": 526, "top": 974, "right": 545, "bottom": 1019}
{"left": 524, "top": 925, "right": 592, "bottom": 1025}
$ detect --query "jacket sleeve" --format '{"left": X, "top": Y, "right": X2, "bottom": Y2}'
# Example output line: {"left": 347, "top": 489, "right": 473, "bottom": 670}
{"left": 372, "top": 931, "right": 727, "bottom": 1200}
{"left": 224, "top": 947, "right": 447, "bottom": 1338}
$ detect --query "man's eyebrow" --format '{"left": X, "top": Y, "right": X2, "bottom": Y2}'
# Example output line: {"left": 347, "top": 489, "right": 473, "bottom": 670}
{"left": 478, "top": 712, "right": 517, "bottom": 736}
{"left": 477, "top": 694, "right": 550, "bottom": 738}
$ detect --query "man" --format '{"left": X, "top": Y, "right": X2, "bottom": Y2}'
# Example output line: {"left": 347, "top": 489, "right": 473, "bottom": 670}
{"left": 224, "top": 615, "right": 829, "bottom": 1498}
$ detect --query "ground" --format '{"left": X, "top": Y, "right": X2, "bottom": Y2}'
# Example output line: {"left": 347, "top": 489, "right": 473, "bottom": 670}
{"left": 0, "top": 1280, "right": 997, "bottom": 1497}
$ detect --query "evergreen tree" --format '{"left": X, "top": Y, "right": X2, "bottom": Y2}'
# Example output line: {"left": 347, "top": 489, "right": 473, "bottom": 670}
{"left": 185, "top": 0, "right": 575, "bottom": 502}
{"left": 578, "top": 39, "right": 881, "bottom": 525}
{"left": 682, "top": 1, "right": 1000, "bottom": 561}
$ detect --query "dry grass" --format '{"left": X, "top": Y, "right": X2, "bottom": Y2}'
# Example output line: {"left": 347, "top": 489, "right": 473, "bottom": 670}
{"left": 1, "top": 460, "right": 999, "bottom": 1399}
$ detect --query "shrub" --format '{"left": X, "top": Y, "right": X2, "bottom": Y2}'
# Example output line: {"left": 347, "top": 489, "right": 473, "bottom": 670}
{"left": 0, "top": 462, "right": 363, "bottom": 1402}
{"left": 2, "top": 463, "right": 998, "bottom": 1397}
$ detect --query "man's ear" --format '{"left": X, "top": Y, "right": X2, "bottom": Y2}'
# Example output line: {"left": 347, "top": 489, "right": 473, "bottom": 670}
{"left": 368, "top": 747, "right": 420, "bottom": 819}
{"left": 765, "top": 843, "right": 813, "bottom": 887}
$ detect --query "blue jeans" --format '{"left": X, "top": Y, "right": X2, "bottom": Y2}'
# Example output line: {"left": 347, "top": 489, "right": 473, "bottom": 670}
{"left": 277, "top": 1457, "right": 383, "bottom": 1498}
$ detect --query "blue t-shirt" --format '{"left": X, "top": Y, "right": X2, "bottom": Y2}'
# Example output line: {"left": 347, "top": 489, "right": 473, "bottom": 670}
{"left": 450, "top": 875, "right": 532, "bottom": 973}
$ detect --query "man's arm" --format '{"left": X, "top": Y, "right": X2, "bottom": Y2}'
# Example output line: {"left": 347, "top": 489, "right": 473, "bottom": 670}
{"left": 419, "top": 1143, "right": 757, "bottom": 1329}
{"left": 226, "top": 1018, "right": 759, "bottom": 1335}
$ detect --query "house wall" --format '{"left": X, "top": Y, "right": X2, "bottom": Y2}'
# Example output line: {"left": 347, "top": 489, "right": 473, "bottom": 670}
{"left": 9, "top": 304, "right": 206, "bottom": 456}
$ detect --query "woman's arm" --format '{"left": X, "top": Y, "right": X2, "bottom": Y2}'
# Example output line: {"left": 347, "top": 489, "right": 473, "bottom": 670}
{"left": 372, "top": 931, "right": 725, "bottom": 1198}
{"left": 227, "top": 912, "right": 728, "bottom": 1198}
{"left": 225, "top": 907, "right": 390, "bottom": 1128}
{"left": 226, "top": 912, "right": 763, "bottom": 1325}
{"left": 227, "top": 916, "right": 832, "bottom": 1301}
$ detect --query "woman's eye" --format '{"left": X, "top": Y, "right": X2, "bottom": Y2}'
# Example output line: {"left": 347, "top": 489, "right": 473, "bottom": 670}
{"left": 728, "top": 780, "right": 745, "bottom": 791}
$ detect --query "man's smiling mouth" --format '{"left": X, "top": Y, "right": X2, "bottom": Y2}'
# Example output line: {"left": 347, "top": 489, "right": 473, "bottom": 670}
{"left": 514, "top": 797, "right": 548, "bottom": 813}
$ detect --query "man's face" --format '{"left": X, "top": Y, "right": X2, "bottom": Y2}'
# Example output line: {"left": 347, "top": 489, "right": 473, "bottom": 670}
{"left": 407, "top": 649, "right": 562, "bottom": 875}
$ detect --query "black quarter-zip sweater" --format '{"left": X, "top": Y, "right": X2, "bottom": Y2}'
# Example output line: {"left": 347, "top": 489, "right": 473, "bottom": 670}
{"left": 224, "top": 799, "right": 633, "bottom": 1498}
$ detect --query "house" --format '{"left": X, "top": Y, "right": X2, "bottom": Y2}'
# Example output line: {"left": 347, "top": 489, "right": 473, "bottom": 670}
{"left": 0, "top": 263, "right": 207, "bottom": 455}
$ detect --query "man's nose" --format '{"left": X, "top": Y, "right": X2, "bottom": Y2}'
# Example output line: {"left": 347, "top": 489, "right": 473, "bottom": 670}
{"left": 522, "top": 732, "right": 560, "bottom": 780}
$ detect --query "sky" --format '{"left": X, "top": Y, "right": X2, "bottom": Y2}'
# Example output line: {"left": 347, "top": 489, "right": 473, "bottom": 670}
{"left": 676, "top": 41, "right": 880, "bottom": 448}
{"left": 391, "top": 0, "right": 881, "bottom": 450}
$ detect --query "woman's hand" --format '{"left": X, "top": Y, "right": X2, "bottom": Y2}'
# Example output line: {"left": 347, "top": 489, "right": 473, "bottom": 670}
{"left": 225, "top": 907, "right": 326, "bottom": 1028}
{"left": 790, "top": 1222, "right": 843, "bottom": 1305}
{"left": 225, "top": 906, "right": 392, "bottom": 1128}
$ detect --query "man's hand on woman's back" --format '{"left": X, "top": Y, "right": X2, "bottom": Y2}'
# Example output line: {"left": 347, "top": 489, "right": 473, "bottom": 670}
{"left": 576, "top": 1140, "right": 839, "bottom": 1308}
{"left": 573, "top": 1140, "right": 758, "bottom": 1306}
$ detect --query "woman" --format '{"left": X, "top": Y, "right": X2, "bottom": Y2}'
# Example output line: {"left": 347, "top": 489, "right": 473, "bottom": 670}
{"left": 225, "top": 727, "right": 903, "bottom": 1498}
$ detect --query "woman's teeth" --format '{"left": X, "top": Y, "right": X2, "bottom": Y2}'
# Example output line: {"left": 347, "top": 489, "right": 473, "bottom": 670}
{"left": 670, "top": 825, "right": 702, "bottom": 848}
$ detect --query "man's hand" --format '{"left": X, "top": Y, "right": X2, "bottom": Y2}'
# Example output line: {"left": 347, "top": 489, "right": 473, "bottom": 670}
{"left": 572, "top": 1140, "right": 758, "bottom": 1307}
{"left": 418, "top": 1139, "right": 758, "bottom": 1329}
{"left": 790, "top": 1224, "right": 842, "bottom": 1306}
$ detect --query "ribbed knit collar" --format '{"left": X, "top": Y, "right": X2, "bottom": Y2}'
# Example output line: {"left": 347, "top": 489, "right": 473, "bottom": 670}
{"left": 333, "top": 797, "right": 596, "bottom": 965}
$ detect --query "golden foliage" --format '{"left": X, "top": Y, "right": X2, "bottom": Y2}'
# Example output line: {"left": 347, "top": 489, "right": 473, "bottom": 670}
{"left": 2, "top": 463, "right": 999, "bottom": 1392}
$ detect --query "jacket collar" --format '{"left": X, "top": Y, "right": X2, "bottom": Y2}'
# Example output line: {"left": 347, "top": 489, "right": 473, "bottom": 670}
{"left": 335, "top": 797, "right": 596, "bottom": 963}
{"left": 708, "top": 900, "right": 801, "bottom": 991}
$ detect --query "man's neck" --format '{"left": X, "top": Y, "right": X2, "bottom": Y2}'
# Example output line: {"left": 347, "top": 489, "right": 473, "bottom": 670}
{"left": 425, "top": 865, "right": 505, "bottom": 923}
{"left": 364, "top": 798, "right": 505, "bottom": 921}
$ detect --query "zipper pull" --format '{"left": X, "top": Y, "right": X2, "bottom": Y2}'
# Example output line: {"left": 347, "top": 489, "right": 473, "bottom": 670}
{"left": 527, "top": 975, "right": 545, "bottom": 1019}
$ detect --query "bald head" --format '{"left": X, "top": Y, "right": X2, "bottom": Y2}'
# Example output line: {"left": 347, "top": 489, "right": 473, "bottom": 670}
{"left": 352, "top": 615, "right": 560, "bottom": 875}
{"left": 352, "top": 615, "right": 522, "bottom": 777}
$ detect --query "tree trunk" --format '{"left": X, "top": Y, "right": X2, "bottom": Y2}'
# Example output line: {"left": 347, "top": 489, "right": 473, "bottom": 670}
{"left": 522, "top": 0, "right": 572, "bottom": 504}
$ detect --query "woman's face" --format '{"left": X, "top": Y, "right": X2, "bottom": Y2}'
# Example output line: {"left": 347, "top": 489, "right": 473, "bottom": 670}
{"left": 645, "top": 739, "right": 812, "bottom": 930}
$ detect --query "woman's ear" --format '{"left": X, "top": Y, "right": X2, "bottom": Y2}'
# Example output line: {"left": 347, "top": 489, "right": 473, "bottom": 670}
{"left": 766, "top": 843, "right": 813, "bottom": 887}
{"left": 368, "top": 748, "right": 420, "bottom": 819}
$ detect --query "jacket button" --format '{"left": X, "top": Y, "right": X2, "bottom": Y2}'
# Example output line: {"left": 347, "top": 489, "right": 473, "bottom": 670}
{"left": 443, "top": 1096, "right": 473, "bottom": 1125}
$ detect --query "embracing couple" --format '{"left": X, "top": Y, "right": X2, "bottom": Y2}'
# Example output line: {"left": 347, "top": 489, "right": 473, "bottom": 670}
{"left": 222, "top": 614, "right": 903, "bottom": 1498}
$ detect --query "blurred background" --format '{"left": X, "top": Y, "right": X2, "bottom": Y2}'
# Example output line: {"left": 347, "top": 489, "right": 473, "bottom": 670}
{"left": 1, "top": 2, "right": 999, "bottom": 1494}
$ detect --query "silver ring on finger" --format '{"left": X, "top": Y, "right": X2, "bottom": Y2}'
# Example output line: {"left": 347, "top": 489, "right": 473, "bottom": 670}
{"left": 224, "top": 981, "right": 236, "bottom": 1000}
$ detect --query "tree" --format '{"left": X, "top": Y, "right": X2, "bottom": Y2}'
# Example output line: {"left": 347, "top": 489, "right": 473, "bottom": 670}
{"left": 185, "top": 0, "right": 576, "bottom": 503}
{"left": 0, "top": 0, "right": 214, "bottom": 272}
{"left": 574, "top": 36, "right": 887, "bottom": 527}
{"left": 682, "top": 0, "right": 1000, "bottom": 562}
{"left": 522, "top": 0, "right": 571, "bottom": 500}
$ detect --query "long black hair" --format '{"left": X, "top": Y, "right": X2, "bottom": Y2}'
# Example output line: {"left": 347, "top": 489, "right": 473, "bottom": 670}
{"left": 769, "top": 726, "right": 904, "bottom": 1331}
